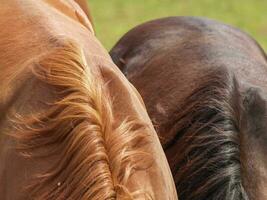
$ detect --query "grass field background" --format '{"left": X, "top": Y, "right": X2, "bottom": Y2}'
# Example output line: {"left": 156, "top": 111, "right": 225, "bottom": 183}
{"left": 89, "top": 0, "right": 266, "bottom": 52}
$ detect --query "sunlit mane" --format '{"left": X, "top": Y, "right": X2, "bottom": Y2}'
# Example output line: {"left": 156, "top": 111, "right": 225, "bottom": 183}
{"left": 10, "top": 40, "right": 153, "bottom": 199}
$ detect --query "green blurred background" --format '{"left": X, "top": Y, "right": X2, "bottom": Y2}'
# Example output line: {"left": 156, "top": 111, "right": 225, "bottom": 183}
{"left": 89, "top": 0, "right": 266, "bottom": 52}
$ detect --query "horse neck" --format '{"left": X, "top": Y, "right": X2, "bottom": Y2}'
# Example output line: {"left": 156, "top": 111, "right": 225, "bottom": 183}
{"left": 241, "top": 119, "right": 267, "bottom": 200}
{"left": 241, "top": 135, "right": 267, "bottom": 199}
{"left": 0, "top": 1, "right": 177, "bottom": 199}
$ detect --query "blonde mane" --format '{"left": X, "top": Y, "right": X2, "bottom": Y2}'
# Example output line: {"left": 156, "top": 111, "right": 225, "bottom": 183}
{"left": 10, "top": 40, "right": 153, "bottom": 199}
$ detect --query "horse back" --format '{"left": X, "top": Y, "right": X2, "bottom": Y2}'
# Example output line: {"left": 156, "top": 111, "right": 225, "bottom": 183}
{"left": 110, "top": 16, "right": 267, "bottom": 199}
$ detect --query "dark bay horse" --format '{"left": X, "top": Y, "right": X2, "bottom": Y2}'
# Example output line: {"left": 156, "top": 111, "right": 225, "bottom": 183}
{"left": 0, "top": 1, "right": 177, "bottom": 199}
{"left": 110, "top": 16, "right": 267, "bottom": 200}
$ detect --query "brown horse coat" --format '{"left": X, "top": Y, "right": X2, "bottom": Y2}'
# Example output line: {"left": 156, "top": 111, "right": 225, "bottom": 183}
{"left": 0, "top": 1, "right": 177, "bottom": 199}
{"left": 74, "top": 0, "right": 94, "bottom": 27}
{"left": 110, "top": 16, "right": 267, "bottom": 200}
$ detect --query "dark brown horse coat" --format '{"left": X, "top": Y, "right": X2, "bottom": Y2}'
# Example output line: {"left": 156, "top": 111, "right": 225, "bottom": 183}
{"left": 110, "top": 16, "right": 267, "bottom": 200}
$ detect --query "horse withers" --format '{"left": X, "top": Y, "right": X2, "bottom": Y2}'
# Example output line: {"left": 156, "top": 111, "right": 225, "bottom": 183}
{"left": 0, "top": 1, "right": 177, "bottom": 199}
{"left": 110, "top": 16, "right": 267, "bottom": 200}
{"left": 74, "top": 0, "right": 94, "bottom": 28}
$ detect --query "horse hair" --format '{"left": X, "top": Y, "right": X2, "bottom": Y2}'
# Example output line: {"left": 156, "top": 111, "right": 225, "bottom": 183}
{"left": 10, "top": 40, "right": 153, "bottom": 200}
{"left": 163, "top": 67, "right": 250, "bottom": 200}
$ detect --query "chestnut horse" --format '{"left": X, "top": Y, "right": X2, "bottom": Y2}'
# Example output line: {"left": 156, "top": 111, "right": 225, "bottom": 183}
{"left": 0, "top": 1, "right": 177, "bottom": 199}
{"left": 74, "top": 0, "right": 94, "bottom": 28}
{"left": 110, "top": 16, "right": 267, "bottom": 200}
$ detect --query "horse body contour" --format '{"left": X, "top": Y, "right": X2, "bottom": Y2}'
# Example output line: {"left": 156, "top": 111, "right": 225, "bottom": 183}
{"left": 110, "top": 16, "right": 267, "bottom": 200}
{"left": 0, "top": 1, "right": 177, "bottom": 199}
